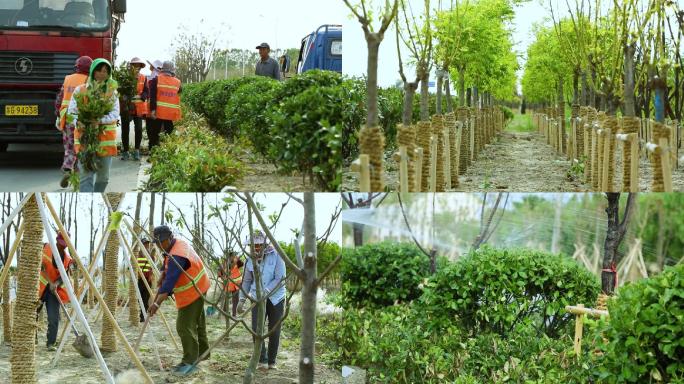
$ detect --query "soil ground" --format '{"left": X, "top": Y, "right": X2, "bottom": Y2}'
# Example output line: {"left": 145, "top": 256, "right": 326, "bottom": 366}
{"left": 232, "top": 149, "right": 309, "bottom": 192}
{"left": 0, "top": 296, "right": 339, "bottom": 383}
{"left": 342, "top": 113, "right": 684, "bottom": 192}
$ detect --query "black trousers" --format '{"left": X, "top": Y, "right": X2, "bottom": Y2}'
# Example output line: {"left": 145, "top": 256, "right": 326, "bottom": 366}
{"left": 147, "top": 119, "right": 175, "bottom": 150}
{"left": 121, "top": 115, "right": 143, "bottom": 152}
{"left": 138, "top": 277, "right": 151, "bottom": 322}
{"left": 251, "top": 299, "right": 284, "bottom": 365}
{"left": 40, "top": 290, "right": 60, "bottom": 346}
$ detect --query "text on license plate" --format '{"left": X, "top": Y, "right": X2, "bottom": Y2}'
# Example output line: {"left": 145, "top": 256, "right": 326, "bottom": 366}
{"left": 5, "top": 105, "right": 39, "bottom": 116}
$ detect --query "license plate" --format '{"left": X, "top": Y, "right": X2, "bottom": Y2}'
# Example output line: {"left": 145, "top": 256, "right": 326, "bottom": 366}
{"left": 5, "top": 105, "right": 39, "bottom": 116}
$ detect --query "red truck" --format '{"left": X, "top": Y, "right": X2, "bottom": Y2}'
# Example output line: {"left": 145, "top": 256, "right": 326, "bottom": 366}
{"left": 0, "top": 0, "right": 126, "bottom": 152}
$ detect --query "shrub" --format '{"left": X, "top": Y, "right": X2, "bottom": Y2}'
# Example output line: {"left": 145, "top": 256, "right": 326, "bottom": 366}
{"left": 193, "top": 77, "right": 256, "bottom": 138}
{"left": 500, "top": 105, "right": 514, "bottom": 122}
{"left": 339, "top": 242, "right": 430, "bottom": 308}
{"left": 146, "top": 112, "right": 244, "bottom": 191}
{"left": 224, "top": 77, "right": 282, "bottom": 159}
{"left": 268, "top": 83, "right": 343, "bottom": 191}
{"left": 181, "top": 81, "right": 213, "bottom": 116}
{"left": 418, "top": 247, "right": 600, "bottom": 336}
{"left": 340, "top": 77, "right": 367, "bottom": 161}
{"left": 592, "top": 263, "right": 684, "bottom": 383}
{"left": 378, "top": 87, "right": 404, "bottom": 147}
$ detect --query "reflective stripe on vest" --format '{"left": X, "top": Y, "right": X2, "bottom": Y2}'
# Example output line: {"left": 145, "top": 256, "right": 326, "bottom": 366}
{"left": 137, "top": 256, "right": 151, "bottom": 272}
{"left": 132, "top": 73, "right": 148, "bottom": 116}
{"left": 156, "top": 74, "right": 181, "bottom": 121}
{"left": 58, "top": 73, "right": 88, "bottom": 130}
{"left": 163, "top": 239, "right": 210, "bottom": 309}
{"left": 38, "top": 243, "right": 72, "bottom": 303}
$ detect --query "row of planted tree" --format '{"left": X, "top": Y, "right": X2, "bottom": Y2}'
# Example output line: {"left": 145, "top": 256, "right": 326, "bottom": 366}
{"left": 534, "top": 106, "right": 680, "bottom": 192}
{"left": 522, "top": 0, "right": 684, "bottom": 185}
{"left": 352, "top": 105, "right": 507, "bottom": 191}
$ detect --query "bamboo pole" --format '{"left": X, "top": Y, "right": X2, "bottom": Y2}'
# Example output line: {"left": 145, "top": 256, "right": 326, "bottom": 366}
{"left": 602, "top": 129, "right": 611, "bottom": 191}
{"left": 572, "top": 304, "right": 585, "bottom": 355}
{"left": 0, "top": 194, "right": 30, "bottom": 237}
{"left": 0, "top": 221, "right": 24, "bottom": 290}
{"left": 659, "top": 138, "right": 673, "bottom": 192}
{"left": 443, "top": 129, "right": 452, "bottom": 190}
{"left": 630, "top": 136, "right": 639, "bottom": 192}
{"left": 41, "top": 195, "right": 153, "bottom": 384}
{"left": 34, "top": 194, "right": 116, "bottom": 384}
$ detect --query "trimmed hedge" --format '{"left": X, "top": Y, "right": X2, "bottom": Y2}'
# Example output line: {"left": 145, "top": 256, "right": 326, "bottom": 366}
{"left": 418, "top": 247, "right": 600, "bottom": 336}
{"left": 593, "top": 263, "right": 684, "bottom": 383}
{"left": 339, "top": 242, "right": 431, "bottom": 308}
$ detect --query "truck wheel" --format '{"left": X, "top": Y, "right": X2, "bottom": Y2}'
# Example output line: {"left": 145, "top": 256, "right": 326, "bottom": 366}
{"left": 0, "top": 143, "right": 7, "bottom": 153}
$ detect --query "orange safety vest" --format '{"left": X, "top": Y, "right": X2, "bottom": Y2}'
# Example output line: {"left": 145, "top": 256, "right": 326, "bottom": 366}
{"left": 72, "top": 84, "right": 118, "bottom": 157}
{"left": 131, "top": 73, "right": 148, "bottom": 117}
{"left": 155, "top": 73, "right": 181, "bottom": 121}
{"left": 226, "top": 265, "right": 242, "bottom": 292}
{"left": 163, "top": 239, "right": 210, "bottom": 309}
{"left": 38, "top": 244, "right": 72, "bottom": 303}
{"left": 58, "top": 73, "right": 88, "bottom": 131}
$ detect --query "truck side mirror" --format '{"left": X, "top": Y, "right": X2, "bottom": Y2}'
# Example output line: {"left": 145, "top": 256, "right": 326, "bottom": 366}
{"left": 112, "top": 0, "right": 127, "bottom": 14}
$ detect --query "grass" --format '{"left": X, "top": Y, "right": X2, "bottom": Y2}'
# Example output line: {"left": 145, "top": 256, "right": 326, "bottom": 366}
{"left": 506, "top": 113, "right": 536, "bottom": 133}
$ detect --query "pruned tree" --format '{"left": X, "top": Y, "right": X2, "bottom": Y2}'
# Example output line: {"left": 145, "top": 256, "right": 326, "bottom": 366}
{"left": 172, "top": 24, "right": 219, "bottom": 83}
{"left": 602, "top": 193, "right": 637, "bottom": 295}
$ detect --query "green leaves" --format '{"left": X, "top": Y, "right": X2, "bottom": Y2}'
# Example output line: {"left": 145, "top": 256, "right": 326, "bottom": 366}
{"left": 593, "top": 263, "right": 684, "bottom": 383}
{"left": 339, "top": 241, "right": 431, "bottom": 309}
{"left": 417, "top": 247, "right": 601, "bottom": 337}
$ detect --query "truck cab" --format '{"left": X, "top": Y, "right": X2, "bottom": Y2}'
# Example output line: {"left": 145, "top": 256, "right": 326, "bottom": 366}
{"left": 0, "top": 0, "right": 125, "bottom": 152}
{"left": 296, "top": 24, "right": 342, "bottom": 74}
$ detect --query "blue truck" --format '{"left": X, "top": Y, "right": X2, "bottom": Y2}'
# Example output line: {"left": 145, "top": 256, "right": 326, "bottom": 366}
{"left": 296, "top": 24, "right": 342, "bottom": 74}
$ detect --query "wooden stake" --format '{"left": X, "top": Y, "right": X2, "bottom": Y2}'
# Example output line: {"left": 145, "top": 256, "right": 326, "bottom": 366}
{"left": 399, "top": 146, "right": 409, "bottom": 193}
{"left": 454, "top": 126, "right": 462, "bottom": 178}
{"left": 429, "top": 136, "right": 438, "bottom": 193}
{"left": 443, "top": 130, "right": 452, "bottom": 190}
{"left": 659, "top": 138, "right": 673, "bottom": 192}
{"left": 0, "top": 193, "right": 30, "bottom": 237}
{"left": 572, "top": 304, "right": 585, "bottom": 356}
{"left": 41, "top": 195, "right": 154, "bottom": 384}
{"left": 630, "top": 134, "right": 639, "bottom": 193}
{"left": 414, "top": 148, "right": 423, "bottom": 192}
{"left": 602, "top": 129, "right": 611, "bottom": 191}
{"left": 351, "top": 155, "right": 371, "bottom": 192}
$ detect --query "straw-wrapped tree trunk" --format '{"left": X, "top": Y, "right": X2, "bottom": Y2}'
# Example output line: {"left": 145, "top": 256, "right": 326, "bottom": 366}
{"left": 10, "top": 194, "right": 43, "bottom": 384}
{"left": 101, "top": 193, "right": 123, "bottom": 351}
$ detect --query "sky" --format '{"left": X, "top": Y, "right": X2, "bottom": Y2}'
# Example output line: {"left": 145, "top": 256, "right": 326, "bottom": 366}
{"left": 115, "top": 0, "right": 347, "bottom": 70}
{"left": 2, "top": 193, "right": 341, "bottom": 268}
{"left": 342, "top": 0, "right": 568, "bottom": 89}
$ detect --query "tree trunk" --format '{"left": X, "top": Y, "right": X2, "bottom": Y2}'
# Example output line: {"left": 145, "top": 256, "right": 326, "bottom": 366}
{"left": 581, "top": 71, "right": 588, "bottom": 106}
{"left": 243, "top": 203, "right": 265, "bottom": 384}
{"left": 624, "top": 43, "right": 637, "bottom": 117}
{"left": 101, "top": 193, "right": 123, "bottom": 352}
{"left": 436, "top": 70, "right": 444, "bottom": 115}
{"left": 466, "top": 87, "right": 472, "bottom": 108}
{"left": 420, "top": 69, "right": 430, "bottom": 121}
{"left": 10, "top": 195, "right": 42, "bottom": 383}
{"left": 573, "top": 67, "right": 580, "bottom": 105}
{"left": 602, "top": 193, "right": 636, "bottom": 295}
{"left": 366, "top": 37, "right": 381, "bottom": 128}
{"left": 445, "top": 74, "right": 454, "bottom": 113}
{"left": 459, "top": 69, "right": 466, "bottom": 107}
{"left": 299, "top": 193, "right": 317, "bottom": 384}
{"left": 402, "top": 82, "right": 418, "bottom": 127}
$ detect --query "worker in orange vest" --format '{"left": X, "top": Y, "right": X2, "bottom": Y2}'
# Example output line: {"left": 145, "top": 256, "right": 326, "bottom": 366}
{"left": 67, "top": 58, "right": 120, "bottom": 192}
{"left": 37, "top": 232, "right": 72, "bottom": 351}
{"left": 148, "top": 61, "right": 182, "bottom": 151}
{"left": 55, "top": 56, "right": 92, "bottom": 188}
{"left": 148, "top": 225, "right": 210, "bottom": 375}
{"left": 120, "top": 57, "right": 149, "bottom": 162}
{"left": 218, "top": 251, "right": 243, "bottom": 324}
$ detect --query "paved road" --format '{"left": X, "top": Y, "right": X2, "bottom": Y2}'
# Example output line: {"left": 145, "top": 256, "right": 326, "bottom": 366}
{"left": 0, "top": 143, "right": 142, "bottom": 192}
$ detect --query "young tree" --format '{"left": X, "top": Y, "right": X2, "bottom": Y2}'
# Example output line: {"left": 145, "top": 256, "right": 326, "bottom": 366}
{"left": 602, "top": 193, "right": 636, "bottom": 295}
{"left": 343, "top": 0, "right": 399, "bottom": 128}
{"left": 172, "top": 24, "right": 219, "bottom": 83}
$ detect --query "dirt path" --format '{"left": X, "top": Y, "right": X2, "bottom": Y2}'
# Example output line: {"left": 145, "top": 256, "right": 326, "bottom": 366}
{"left": 232, "top": 149, "right": 311, "bottom": 192}
{"left": 342, "top": 126, "right": 684, "bottom": 192}
{"left": 456, "top": 131, "right": 589, "bottom": 192}
{"left": 0, "top": 299, "right": 338, "bottom": 383}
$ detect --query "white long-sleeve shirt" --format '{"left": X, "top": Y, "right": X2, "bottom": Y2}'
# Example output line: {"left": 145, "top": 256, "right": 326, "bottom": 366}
{"left": 67, "top": 84, "right": 120, "bottom": 126}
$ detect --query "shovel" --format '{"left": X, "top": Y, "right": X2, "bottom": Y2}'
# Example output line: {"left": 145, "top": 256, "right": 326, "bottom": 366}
{"left": 55, "top": 294, "right": 95, "bottom": 358}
